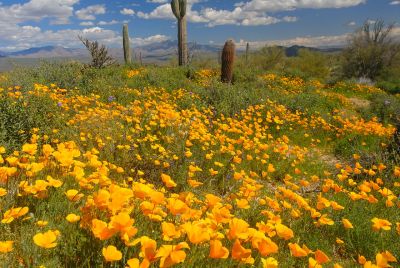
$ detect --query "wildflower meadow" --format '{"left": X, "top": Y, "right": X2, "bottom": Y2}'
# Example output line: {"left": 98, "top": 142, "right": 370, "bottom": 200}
{"left": 0, "top": 64, "right": 399, "bottom": 267}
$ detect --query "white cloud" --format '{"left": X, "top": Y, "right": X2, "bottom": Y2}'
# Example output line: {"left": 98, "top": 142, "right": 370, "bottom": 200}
{"left": 0, "top": 0, "right": 165, "bottom": 51}
{"left": 120, "top": 8, "right": 135, "bottom": 16}
{"left": 0, "top": 0, "right": 79, "bottom": 25}
{"left": 137, "top": 4, "right": 173, "bottom": 19}
{"left": 132, "top": 34, "right": 170, "bottom": 46}
{"left": 75, "top": 5, "right": 106, "bottom": 20}
{"left": 347, "top": 21, "right": 357, "bottom": 26}
{"left": 138, "top": 0, "right": 365, "bottom": 27}
{"left": 237, "top": 27, "right": 400, "bottom": 49}
{"left": 0, "top": 23, "right": 169, "bottom": 51}
{"left": 80, "top": 21, "right": 94, "bottom": 26}
{"left": 147, "top": 0, "right": 168, "bottom": 3}
{"left": 98, "top": 20, "right": 120, "bottom": 26}
{"left": 240, "top": 0, "right": 366, "bottom": 12}
{"left": 389, "top": 1, "right": 400, "bottom": 5}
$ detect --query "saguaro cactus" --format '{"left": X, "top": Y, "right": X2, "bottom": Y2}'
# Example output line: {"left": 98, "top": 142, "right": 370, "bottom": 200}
{"left": 245, "top": 42, "right": 250, "bottom": 63}
{"left": 221, "top": 40, "right": 235, "bottom": 83}
{"left": 123, "top": 24, "right": 131, "bottom": 64}
{"left": 171, "top": 0, "right": 187, "bottom": 66}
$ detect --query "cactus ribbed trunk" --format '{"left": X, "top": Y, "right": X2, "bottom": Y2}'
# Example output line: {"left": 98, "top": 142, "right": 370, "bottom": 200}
{"left": 123, "top": 24, "right": 131, "bottom": 64}
{"left": 245, "top": 42, "right": 249, "bottom": 63}
{"left": 178, "top": 18, "right": 188, "bottom": 66}
{"left": 171, "top": 0, "right": 187, "bottom": 66}
{"left": 221, "top": 40, "right": 235, "bottom": 84}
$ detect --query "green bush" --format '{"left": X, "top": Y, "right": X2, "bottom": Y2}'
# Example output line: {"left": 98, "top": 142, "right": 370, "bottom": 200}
{"left": 284, "top": 49, "right": 331, "bottom": 81}
{"left": 0, "top": 93, "right": 62, "bottom": 151}
{"left": 360, "top": 93, "right": 400, "bottom": 125}
{"left": 4, "top": 61, "right": 84, "bottom": 90}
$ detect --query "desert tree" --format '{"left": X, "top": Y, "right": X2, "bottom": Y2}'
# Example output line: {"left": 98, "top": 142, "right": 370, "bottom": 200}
{"left": 342, "top": 19, "right": 400, "bottom": 80}
{"left": 78, "top": 35, "right": 116, "bottom": 68}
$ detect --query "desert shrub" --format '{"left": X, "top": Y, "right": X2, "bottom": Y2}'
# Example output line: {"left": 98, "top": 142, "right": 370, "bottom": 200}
{"left": 2, "top": 62, "right": 129, "bottom": 95}
{"left": 284, "top": 49, "right": 331, "bottom": 81}
{"left": 247, "top": 46, "right": 286, "bottom": 71}
{"left": 281, "top": 92, "right": 342, "bottom": 119}
{"left": 341, "top": 19, "right": 400, "bottom": 80}
{"left": 4, "top": 61, "right": 84, "bottom": 90}
{"left": 0, "top": 93, "right": 62, "bottom": 151}
{"left": 364, "top": 93, "right": 400, "bottom": 124}
{"left": 377, "top": 80, "right": 400, "bottom": 95}
{"left": 197, "top": 79, "right": 279, "bottom": 116}
{"left": 78, "top": 36, "right": 116, "bottom": 68}
{"left": 376, "top": 55, "right": 400, "bottom": 94}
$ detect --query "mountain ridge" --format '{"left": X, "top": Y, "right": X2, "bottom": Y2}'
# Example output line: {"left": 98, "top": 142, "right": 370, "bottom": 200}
{"left": 0, "top": 41, "right": 342, "bottom": 59}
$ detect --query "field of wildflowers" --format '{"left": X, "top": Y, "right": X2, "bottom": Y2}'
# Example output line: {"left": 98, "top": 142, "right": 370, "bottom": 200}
{"left": 0, "top": 66, "right": 399, "bottom": 267}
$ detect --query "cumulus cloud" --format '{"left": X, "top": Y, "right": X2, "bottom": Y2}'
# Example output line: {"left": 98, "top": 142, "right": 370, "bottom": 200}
{"left": 0, "top": 0, "right": 79, "bottom": 25}
{"left": 121, "top": 8, "right": 135, "bottom": 16}
{"left": 0, "top": 1, "right": 172, "bottom": 52}
{"left": 236, "top": 26, "right": 400, "bottom": 49}
{"left": 147, "top": 0, "right": 168, "bottom": 3}
{"left": 238, "top": 0, "right": 366, "bottom": 12}
{"left": 132, "top": 34, "right": 170, "bottom": 46}
{"left": 347, "top": 21, "right": 357, "bottom": 26}
{"left": 138, "top": 0, "right": 365, "bottom": 27}
{"left": 137, "top": 4, "right": 174, "bottom": 19}
{"left": 0, "top": 23, "right": 170, "bottom": 51}
{"left": 75, "top": 4, "right": 106, "bottom": 20}
{"left": 98, "top": 20, "right": 120, "bottom": 26}
{"left": 80, "top": 21, "right": 94, "bottom": 26}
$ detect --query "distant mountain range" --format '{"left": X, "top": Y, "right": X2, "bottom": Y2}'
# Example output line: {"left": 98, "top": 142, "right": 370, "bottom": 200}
{"left": 0, "top": 41, "right": 342, "bottom": 61}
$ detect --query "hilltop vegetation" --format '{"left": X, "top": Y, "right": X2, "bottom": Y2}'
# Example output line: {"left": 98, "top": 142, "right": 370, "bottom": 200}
{"left": 0, "top": 55, "right": 399, "bottom": 267}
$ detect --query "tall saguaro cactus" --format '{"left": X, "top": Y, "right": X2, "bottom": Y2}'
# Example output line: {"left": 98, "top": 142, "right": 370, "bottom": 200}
{"left": 245, "top": 42, "right": 250, "bottom": 63}
{"left": 123, "top": 24, "right": 131, "bottom": 64}
{"left": 221, "top": 40, "right": 235, "bottom": 84}
{"left": 171, "top": 0, "right": 187, "bottom": 66}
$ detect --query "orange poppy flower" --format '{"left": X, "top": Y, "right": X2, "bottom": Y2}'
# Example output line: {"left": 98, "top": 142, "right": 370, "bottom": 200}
{"left": 102, "top": 245, "right": 122, "bottom": 262}
{"left": 33, "top": 230, "right": 59, "bottom": 249}
{"left": 0, "top": 241, "right": 13, "bottom": 253}
{"left": 155, "top": 242, "right": 189, "bottom": 268}
{"left": 209, "top": 240, "right": 229, "bottom": 259}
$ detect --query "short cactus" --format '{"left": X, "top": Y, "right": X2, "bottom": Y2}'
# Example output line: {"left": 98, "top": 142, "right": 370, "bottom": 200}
{"left": 171, "top": 0, "right": 188, "bottom": 66}
{"left": 221, "top": 40, "right": 235, "bottom": 83}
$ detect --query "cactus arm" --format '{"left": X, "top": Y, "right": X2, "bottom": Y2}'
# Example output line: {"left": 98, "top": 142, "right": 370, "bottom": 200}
{"left": 171, "top": 0, "right": 188, "bottom": 66}
{"left": 171, "top": 0, "right": 181, "bottom": 19}
{"left": 179, "top": 0, "right": 186, "bottom": 18}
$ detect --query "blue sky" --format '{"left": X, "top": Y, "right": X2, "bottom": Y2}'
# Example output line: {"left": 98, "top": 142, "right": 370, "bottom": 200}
{"left": 0, "top": 0, "right": 399, "bottom": 51}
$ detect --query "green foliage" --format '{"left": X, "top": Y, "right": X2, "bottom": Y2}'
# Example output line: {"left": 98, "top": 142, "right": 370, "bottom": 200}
{"left": 78, "top": 35, "right": 116, "bottom": 69}
{"left": 4, "top": 61, "right": 84, "bottom": 90}
{"left": 0, "top": 59, "right": 399, "bottom": 267}
{"left": 0, "top": 93, "right": 62, "bottom": 152}
{"left": 285, "top": 49, "right": 331, "bottom": 81}
{"left": 281, "top": 91, "right": 341, "bottom": 120}
{"left": 341, "top": 19, "right": 400, "bottom": 80}
{"left": 376, "top": 56, "right": 400, "bottom": 94}
{"left": 251, "top": 46, "right": 286, "bottom": 71}
{"left": 365, "top": 93, "right": 400, "bottom": 124}
{"left": 3, "top": 61, "right": 128, "bottom": 94}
